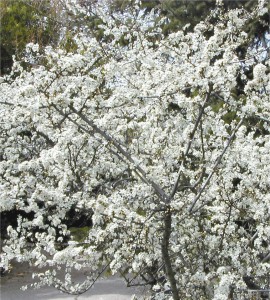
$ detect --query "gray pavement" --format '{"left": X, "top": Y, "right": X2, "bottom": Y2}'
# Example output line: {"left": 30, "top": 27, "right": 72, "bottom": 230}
{"left": 0, "top": 263, "right": 147, "bottom": 300}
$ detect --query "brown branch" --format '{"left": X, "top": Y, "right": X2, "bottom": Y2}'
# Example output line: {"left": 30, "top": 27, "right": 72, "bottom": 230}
{"left": 169, "top": 90, "right": 211, "bottom": 201}
{"left": 53, "top": 260, "right": 112, "bottom": 295}
{"left": 69, "top": 105, "right": 169, "bottom": 202}
{"left": 161, "top": 208, "right": 180, "bottom": 300}
{"left": 189, "top": 118, "right": 244, "bottom": 214}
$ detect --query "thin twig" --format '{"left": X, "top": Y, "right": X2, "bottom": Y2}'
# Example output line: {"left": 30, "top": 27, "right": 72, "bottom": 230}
{"left": 70, "top": 105, "right": 169, "bottom": 202}
{"left": 169, "top": 90, "right": 211, "bottom": 201}
{"left": 189, "top": 118, "right": 244, "bottom": 213}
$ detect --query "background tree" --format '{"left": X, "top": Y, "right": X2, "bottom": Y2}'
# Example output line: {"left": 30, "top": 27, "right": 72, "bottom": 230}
{"left": 0, "top": 0, "right": 86, "bottom": 75}
{"left": 0, "top": 0, "right": 54, "bottom": 73}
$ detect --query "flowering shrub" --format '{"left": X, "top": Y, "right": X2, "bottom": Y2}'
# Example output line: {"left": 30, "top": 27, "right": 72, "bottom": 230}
{"left": 0, "top": 1, "right": 269, "bottom": 299}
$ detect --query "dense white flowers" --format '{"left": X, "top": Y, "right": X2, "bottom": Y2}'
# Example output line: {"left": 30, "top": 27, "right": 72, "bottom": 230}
{"left": 0, "top": 0, "right": 269, "bottom": 299}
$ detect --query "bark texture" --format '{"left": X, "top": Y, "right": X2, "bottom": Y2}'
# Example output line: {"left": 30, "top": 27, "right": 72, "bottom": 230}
{"left": 161, "top": 209, "right": 180, "bottom": 300}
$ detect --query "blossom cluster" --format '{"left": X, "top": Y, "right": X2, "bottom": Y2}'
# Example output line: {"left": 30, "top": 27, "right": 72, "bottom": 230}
{"left": 0, "top": 0, "right": 269, "bottom": 299}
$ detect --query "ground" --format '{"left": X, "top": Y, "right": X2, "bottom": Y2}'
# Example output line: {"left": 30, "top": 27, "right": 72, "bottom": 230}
{"left": 0, "top": 262, "right": 146, "bottom": 300}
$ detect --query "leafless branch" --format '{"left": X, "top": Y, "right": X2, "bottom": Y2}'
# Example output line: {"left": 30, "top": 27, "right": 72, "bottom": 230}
{"left": 53, "top": 260, "right": 112, "bottom": 295}
{"left": 69, "top": 105, "right": 169, "bottom": 202}
{"left": 189, "top": 118, "right": 244, "bottom": 213}
{"left": 169, "top": 90, "right": 211, "bottom": 201}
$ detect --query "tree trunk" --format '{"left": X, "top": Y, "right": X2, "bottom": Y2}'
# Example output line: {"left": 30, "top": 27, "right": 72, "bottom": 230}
{"left": 161, "top": 208, "right": 180, "bottom": 300}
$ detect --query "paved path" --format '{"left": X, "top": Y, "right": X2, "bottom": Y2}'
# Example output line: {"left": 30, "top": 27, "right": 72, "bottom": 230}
{"left": 0, "top": 263, "right": 147, "bottom": 300}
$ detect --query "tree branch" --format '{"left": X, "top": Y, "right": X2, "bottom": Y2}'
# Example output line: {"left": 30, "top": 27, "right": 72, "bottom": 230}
{"left": 169, "top": 90, "right": 211, "bottom": 201}
{"left": 161, "top": 209, "right": 180, "bottom": 300}
{"left": 189, "top": 118, "right": 244, "bottom": 213}
{"left": 69, "top": 105, "right": 169, "bottom": 202}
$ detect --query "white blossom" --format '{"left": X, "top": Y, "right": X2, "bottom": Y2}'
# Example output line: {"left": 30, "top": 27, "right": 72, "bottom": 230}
{"left": 0, "top": 0, "right": 269, "bottom": 299}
